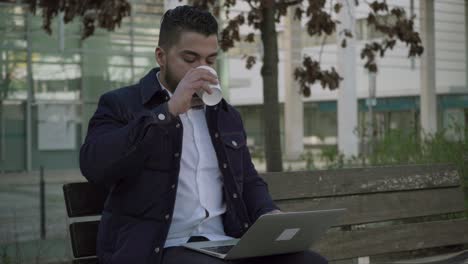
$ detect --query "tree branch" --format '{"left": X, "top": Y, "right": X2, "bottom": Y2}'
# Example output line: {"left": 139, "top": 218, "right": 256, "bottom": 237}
{"left": 24, "top": 0, "right": 131, "bottom": 39}
{"left": 282, "top": 0, "right": 302, "bottom": 6}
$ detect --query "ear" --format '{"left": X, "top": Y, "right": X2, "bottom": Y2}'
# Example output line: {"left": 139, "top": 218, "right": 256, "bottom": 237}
{"left": 155, "top": 47, "right": 166, "bottom": 69}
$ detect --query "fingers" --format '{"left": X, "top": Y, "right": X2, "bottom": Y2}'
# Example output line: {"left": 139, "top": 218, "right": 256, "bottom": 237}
{"left": 192, "top": 68, "right": 218, "bottom": 85}
{"left": 200, "top": 83, "right": 213, "bottom": 95}
{"left": 172, "top": 67, "right": 218, "bottom": 112}
{"left": 191, "top": 80, "right": 213, "bottom": 95}
{"left": 196, "top": 69, "right": 217, "bottom": 96}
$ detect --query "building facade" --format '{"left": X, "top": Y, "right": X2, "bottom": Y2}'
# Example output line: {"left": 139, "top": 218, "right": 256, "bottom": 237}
{"left": 0, "top": 0, "right": 466, "bottom": 171}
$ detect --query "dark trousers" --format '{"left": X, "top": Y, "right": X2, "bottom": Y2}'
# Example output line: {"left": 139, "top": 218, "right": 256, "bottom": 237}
{"left": 161, "top": 246, "right": 328, "bottom": 264}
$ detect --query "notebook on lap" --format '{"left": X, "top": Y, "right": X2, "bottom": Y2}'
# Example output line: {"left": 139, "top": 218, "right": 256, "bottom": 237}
{"left": 182, "top": 208, "right": 346, "bottom": 260}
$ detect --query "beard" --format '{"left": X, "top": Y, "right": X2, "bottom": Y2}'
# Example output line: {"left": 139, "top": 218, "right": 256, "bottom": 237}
{"left": 164, "top": 63, "right": 180, "bottom": 94}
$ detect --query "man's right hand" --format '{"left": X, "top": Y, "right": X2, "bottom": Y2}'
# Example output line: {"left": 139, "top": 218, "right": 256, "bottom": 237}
{"left": 167, "top": 67, "right": 218, "bottom": 116}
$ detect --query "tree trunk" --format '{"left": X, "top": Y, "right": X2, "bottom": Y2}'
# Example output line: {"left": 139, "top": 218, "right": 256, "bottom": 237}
{"left": 260, "top": 2, "right": 283, "bottom": 172}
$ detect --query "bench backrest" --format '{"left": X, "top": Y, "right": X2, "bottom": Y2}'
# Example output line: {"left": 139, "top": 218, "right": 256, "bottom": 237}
{"left": 63, "top": 183, "right": 106, "bottom": 264}
{"left": 63, "top": 164, "right": 467, "bottom": 262}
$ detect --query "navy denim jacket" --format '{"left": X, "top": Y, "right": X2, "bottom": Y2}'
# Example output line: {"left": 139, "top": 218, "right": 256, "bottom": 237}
{"left": 79, "top": 68, "right": 279, "bottom": 264}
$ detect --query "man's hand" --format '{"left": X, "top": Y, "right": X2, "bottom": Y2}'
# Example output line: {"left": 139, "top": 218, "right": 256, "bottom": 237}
{"left": 167, "top": 68, "right": 218, "bottom": 116}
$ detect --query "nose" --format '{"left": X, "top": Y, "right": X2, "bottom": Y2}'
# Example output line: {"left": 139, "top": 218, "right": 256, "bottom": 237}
{"left": 193, "top": 59, "right": 210, "bottom": 69}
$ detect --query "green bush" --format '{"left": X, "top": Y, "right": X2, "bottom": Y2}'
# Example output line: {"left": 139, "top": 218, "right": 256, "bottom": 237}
{"left": 370, "top": 129, "right": 466, "bottom": 167}
{"left": 316, "top": 127, "right": 468, "bottom": 205}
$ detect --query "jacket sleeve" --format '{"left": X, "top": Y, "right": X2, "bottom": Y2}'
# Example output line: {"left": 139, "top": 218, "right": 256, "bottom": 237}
{"left": 240, "top": 126, "right": 280, "bottom": 222}
{"left": 79, "top": 92, "right": 175, "bottom": 188}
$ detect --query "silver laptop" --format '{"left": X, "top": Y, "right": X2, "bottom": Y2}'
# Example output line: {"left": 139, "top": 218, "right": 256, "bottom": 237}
{"left": 182, "top": 208, "right": 346, "bottom": 260}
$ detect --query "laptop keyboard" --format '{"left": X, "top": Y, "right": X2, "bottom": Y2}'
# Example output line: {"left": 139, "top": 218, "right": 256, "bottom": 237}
{"left": 201, "top": 245, "right": 234, "bottom": 254}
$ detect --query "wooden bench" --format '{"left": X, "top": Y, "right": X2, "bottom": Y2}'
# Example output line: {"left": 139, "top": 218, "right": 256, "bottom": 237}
{"left": 63, "top": 164, "right": 468, "bottom": 263}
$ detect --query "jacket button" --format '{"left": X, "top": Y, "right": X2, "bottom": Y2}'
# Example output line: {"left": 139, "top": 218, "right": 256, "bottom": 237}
{"left": 165, "top": 214, "right": 170, "bottom": 220}
{"left": 171, "top": 184, "right": 176, "bottom": 189}
{"left": 154, "top": 247, "right": 160, "bottom": 253}
{"left": 174, "top": 152, "right": 180, "bottom": 158}
{"left": 232, "top": 193, "right": 238, "bottom": 199}
{"left": 222, "top": 163, "right": 228, "bottom": 169}
{"left": 176, "top": 123, "right": 181, "bottom": 128}
{"left": 214, "top": 133, "right": 219, "bottom": 138}
{"left": 244, "top": 223, "right": 249, "bottom": 228}
{"left": 232, "top": 140, "right": 237, "bottom": 147}
{"left": 158, "top": 113, "right": 166, "bottom": 121}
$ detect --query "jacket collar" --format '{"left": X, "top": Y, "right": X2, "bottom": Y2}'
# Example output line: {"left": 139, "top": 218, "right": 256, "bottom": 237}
{"left": 139, "top": 67, "right": 229, "bottom": 112}
{"left": 140, "top": 67, "right": 164, "bottom": 105}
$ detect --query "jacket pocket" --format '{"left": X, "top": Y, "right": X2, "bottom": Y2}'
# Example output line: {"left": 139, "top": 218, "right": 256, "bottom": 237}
{"left": 221, "top": 132, "right": 246, "bottom": 150}
{"left": 221, "top": 132, "right": 245, "bottom": 192}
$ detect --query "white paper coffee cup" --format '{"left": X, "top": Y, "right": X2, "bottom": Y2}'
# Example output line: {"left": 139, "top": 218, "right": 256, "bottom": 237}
{"left": 196, "top": 65, "right": 223, "bottom": 106}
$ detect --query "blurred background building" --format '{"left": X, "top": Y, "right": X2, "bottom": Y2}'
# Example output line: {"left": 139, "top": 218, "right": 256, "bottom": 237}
{"left": 0, "top": 0, "right": 466, "bottom": 172}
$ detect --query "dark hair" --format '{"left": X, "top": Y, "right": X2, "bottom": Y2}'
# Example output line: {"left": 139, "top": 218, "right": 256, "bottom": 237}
{"left": 158, "top": 5, "right": 218, "bottom": 49}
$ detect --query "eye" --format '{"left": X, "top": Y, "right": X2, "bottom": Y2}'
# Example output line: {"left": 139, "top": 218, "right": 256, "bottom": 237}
{"left": 182, "top": 55, "right": 197, "bottom": 63}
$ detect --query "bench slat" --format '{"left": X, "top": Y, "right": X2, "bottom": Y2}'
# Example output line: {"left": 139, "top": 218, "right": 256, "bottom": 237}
{"left": 63, "top": 183, "right": 107, "bottom": 217}
{"left": 70, "top": 221, "right": 99, "bottom": 258}
{"left": 69, "top": 219, "right": 468, "bottom": 261}
{"left": 391, "top": 250, "right": 468, "bottom": 264}
{"left": 316, "top": 219, "right": 468, "bottom": 260}
{"left": 263, "top": 164, "right": 460, "bottom": 200}
{"left": 276, "top": 187, "right": 466, "bottom": 225}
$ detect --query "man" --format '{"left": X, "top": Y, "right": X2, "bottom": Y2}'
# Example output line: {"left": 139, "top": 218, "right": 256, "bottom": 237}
{"left": 80, "top": 5, "right": 327, "bottom": 264}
